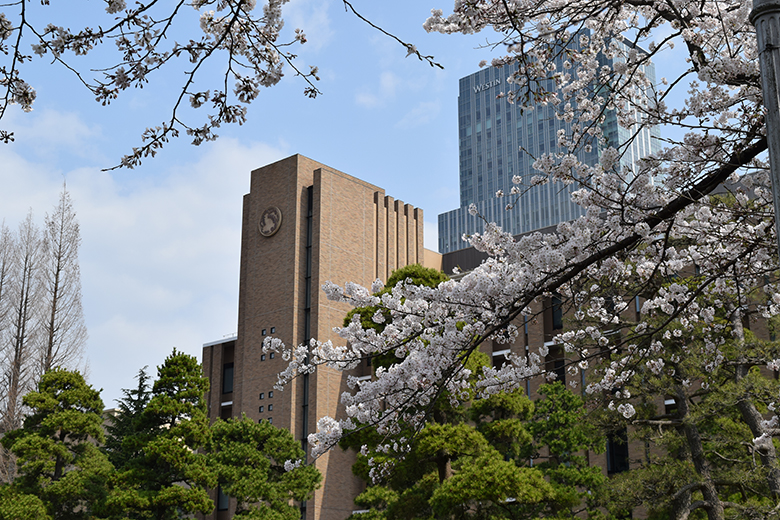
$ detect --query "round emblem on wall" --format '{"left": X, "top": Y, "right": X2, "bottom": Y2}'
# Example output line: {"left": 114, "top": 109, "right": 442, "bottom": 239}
{"left": 259, "top": 206, "right": 283, "bottom": 237}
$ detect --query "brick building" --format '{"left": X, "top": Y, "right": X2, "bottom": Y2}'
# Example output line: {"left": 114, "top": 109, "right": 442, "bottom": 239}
{"left": 202, "top": 155, "right": 443, "bottom": 520}
{"left": 202, "top": 156, "right": 774, "bottom": 520}
{"left": 199, "top": 154, "right": 653, "bottom": 519}
{"left": 200, "top": 155, "right": 622, "bottom": 520}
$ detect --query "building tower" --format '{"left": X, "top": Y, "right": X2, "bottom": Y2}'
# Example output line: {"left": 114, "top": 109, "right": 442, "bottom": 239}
{"left": 437, "top": 39, "right": 661, "bottom": 253}
{"left": 202, "top": 155, "right": 442, "bottom": 520}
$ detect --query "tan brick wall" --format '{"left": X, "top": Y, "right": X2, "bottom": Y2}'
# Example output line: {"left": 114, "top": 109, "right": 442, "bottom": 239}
{"left": 204, "top": 154, "right": 432, "bottom": 520}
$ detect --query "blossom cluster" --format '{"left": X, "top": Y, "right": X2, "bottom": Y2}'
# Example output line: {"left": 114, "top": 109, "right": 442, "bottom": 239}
{"left": 260, "top": 0, "right": 780, "bottom": 459}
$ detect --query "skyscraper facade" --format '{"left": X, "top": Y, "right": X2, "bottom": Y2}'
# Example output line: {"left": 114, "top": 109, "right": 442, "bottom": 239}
{"left": 438, "top": 39, "right": 661, "bottom": 253}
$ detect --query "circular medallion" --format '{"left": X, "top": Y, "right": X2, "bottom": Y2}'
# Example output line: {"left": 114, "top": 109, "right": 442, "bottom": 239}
{"left": 259, "top": 206, "right": 282, "bottom": 237}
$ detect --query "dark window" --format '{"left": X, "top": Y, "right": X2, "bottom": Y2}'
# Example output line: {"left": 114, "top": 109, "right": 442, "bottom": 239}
{"left": 222, "top": 363, "right": 234, "bottom": 394}
{"left": 220, "top": 405, "right": 232, "bottom": 421}
{"left": 262, "top": 329, "right": 267, "bottom": 336}
{"left": 546, "top": 344, "right": 566, "bottom": 384}
{"left": 606, "top": 296, "right": 615, "bottom": 314}
{"left": 261, "top": 354, "right": 266, "bottom": 361}
{"left": 270, "top": 327, "right": 276, "bottom": 333}
{"left": 259, "top": 393, "right": 264, "bottom": 400}
{"left": 552, "top": 294, "right": 563, "bottom": 330}
{"left": 268, "top": 417, "right": 273, "bottom": 424}
{"left": 259, "top": 406, "right": 264, "bottom": 413}
{"left": 554, "top": 358, "right": 565, "bottom": 384}
{"left": 268, "top": 404, "right": 273, "bottom": 411}
{"left": 606, "top": 428, "right": 630, "bottom": 474}
{"left": 270, "top": 352, "right": 275, "bottom": 359}
{"left": 268, "top": 391, "right": 273, "bottom": 398}
{"left": 217, "top": 486, "right": 229, "bottom": 511}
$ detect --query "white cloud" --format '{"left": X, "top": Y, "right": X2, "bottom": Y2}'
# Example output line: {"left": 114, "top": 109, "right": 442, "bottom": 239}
{"left": 396, "top": 100, "right": 440, "bottom": 129}
{"left": 355, "top": 71, "right": 402, "bottom": 108}
{"left": 0, "top": 126, "right": 287, "bottom": 403}
{"left": 284, "top": 0, "right": 334, "bottom": 52}
{"left": 5, "top": 108, "right": 106, "bottom": 162}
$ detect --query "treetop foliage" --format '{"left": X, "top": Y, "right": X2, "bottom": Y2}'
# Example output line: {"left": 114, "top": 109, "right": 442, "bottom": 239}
{"left": 1, "top": 369, "right": 110, "bottom": 520}
{"left": 0, "top": 352, "right": 322, "bottom": 520}
{"left": 209, "top": 414, "right": 321, "bottom": 519}
{"left": 0, "top": 186, "right": 87, "bottom": 483}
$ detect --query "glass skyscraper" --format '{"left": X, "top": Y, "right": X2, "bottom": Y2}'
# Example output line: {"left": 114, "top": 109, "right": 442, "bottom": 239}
{"left": 438, "top": 40, "right": 661, "bottom": 253}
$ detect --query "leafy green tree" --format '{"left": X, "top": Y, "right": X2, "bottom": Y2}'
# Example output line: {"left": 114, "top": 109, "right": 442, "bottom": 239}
{"left": 0, "top": 368, "right": 112, "bottom": 520}
{"left": 525, "top": 383, "right": 606, "bottom": 519}
{"left": 345, "top": 363, "right": 604, "bottom": 519}
{"left": 343, "top": 266, "right": 606, "bottom": 520}
{"left": 593, "top": 332, "right": 780, "bottom": 519}
{"left": 208, "top": 414, "right": 321, "bottom": 519}
{"left": 106, "top": 349, "right": 215, "bottom": 520}
{"left": 103, "top": 366, "right": 152, "bottom": 471}
{"left": 575, "top": 270, "right": 780, "bottom": 519}
{"left": 0, "top": 485, "right": 49, "bottom": 520}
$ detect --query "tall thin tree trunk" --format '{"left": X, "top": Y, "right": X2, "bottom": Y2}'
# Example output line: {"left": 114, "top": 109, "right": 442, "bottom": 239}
{"left": 728, "top": 305, "right": 780, "bottom": 499}
{"left": 0, "top": 224, "right": 15, "bottom": 483}
{"left": 40, "top": 185, "right": 86, "bottom": 377}
{"left": 675, "top": 384, "right": 725, "bottom": 520}
{"left": 4, "top": 213, "right": 41, "bottom": 430}
{"left": 0, "top": 213, "right": 42, "bottom": 482}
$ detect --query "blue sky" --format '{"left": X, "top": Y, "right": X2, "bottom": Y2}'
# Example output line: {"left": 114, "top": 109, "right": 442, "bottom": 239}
{"left": 0, "top": 0, "right": 496, "bottom": 404}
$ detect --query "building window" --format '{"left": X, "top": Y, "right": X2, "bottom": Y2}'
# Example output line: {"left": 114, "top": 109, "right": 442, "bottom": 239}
{"left": 262, "top": 329, "right": 267, "bottom": 336}
{"left": 554, "top": 358, "right": 565, "bottom": 384}
{"left": 217, "top": 485, "right": 229, "bottom": 511}
{"left": 259, "top": 393, "right": 264, "bottom": 400}
{"left": 222, "top": 363, "right": 234, "bottom": 394}
{"left": 268, "top": 404, "right": 273, "bottom": 411}
{"left": 268, "top": 391, "right": 273, "bottom": 398}
{"left": 606, "top": 428, "right": 630, "bottom": 475}
{"left": 261, "top": 354, "right": 266, "bottom": 361}
{"left": 220, "top": 405, "right": 232, "bottom": 421}
{"left": 552, "top": 294, "right": 563, "bottom": 330}
{"left": 546, "top": 343, "right": 565, "bottom": 384}
{"left": 270, "top": 352, "right": 275, "bottom": 359}
{"left": 259, "top": 406, "right": 264, "bottom": 413}
{"left": 492, "top": 349, "right": 510, "bottom": 369}
{"left": 268, "top": 417, "right": 273, "bottom": 424}
{"left": 270, "top": 327, "right": 276, "bottom": 333}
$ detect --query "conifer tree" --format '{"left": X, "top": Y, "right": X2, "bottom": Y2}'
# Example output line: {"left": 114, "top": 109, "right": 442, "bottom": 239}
{"left": 103, "top": 366, "right": 152, "bottom": 471}
{"left": 208, "top": 415, "right": 321, "bottom": 519}
{"left": 0, "top": 368, "right": 112, "bottom": 520}
{"left": 343, "top": 266, "right": 606, "bottom": 519}
{"left": 106, "top": 349, "right": 215, "bottom": 520}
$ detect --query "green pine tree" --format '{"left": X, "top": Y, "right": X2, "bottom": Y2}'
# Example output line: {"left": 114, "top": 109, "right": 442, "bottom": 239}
{"left": 0, "top": 368, "right": 113, "bottom": 520}
{"left": 103, "top": 367, "right": 153, "bottom": 471}
{"left": 343, "top": 266, "right": 607, "bottom": 520}
{"left": 106, "top": 349, "right": 215, "bottom": 520}
{"left": 208, "top": 414, "right": 321, "bottom": 519}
